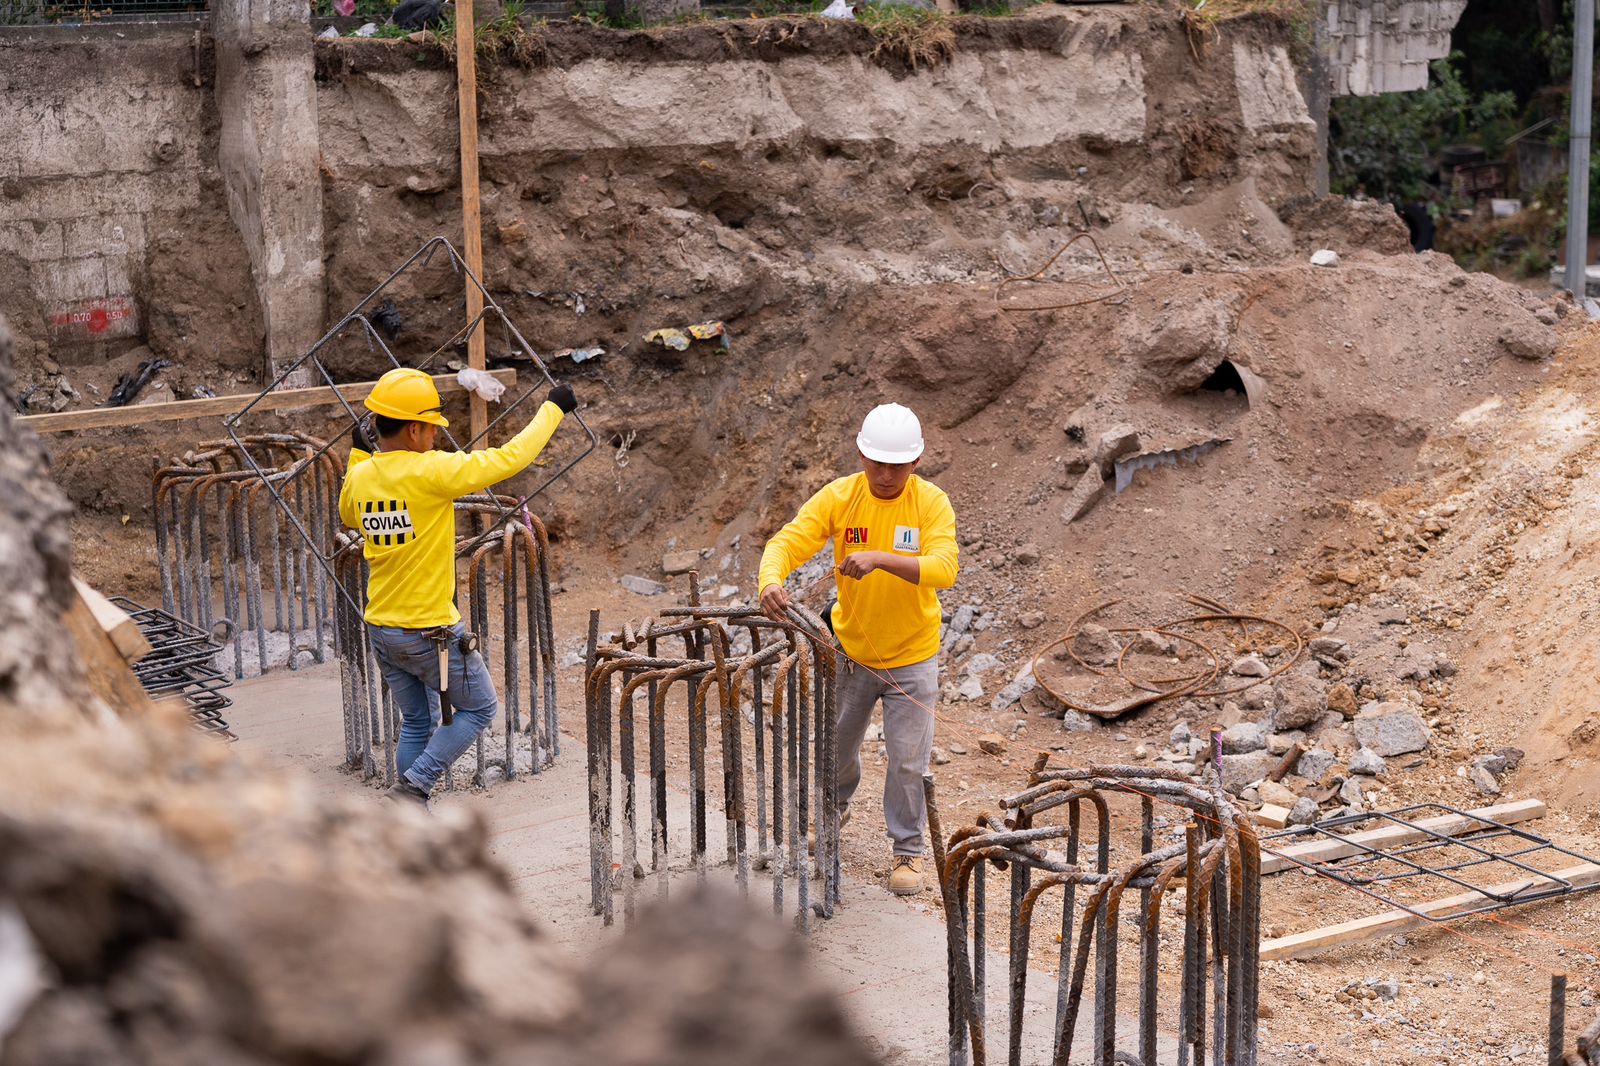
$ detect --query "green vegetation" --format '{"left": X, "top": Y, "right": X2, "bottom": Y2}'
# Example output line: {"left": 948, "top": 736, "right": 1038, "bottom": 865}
{"left": 1329, "top": 54, "right": 1517, "bottom": 202}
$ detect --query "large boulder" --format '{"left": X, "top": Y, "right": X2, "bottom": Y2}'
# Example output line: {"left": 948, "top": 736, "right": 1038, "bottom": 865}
{"left": 1352, "top": 703, "right": 1430, "bottom": 757}
{"left": 1272, "top": 671, "right": 1328, "bottom": 730}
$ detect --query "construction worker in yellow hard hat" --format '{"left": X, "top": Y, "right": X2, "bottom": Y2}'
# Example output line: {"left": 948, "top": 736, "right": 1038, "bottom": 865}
{"left": 338, "top": 368, "right": 578, "bottom": 809}
{"left": 757, "top": 402, "right": 959, "bottom": 896}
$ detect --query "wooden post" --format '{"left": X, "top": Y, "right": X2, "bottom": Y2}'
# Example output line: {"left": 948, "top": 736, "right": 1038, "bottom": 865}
{"left": 455, "top": 0, "right": 488, "bottom": 448}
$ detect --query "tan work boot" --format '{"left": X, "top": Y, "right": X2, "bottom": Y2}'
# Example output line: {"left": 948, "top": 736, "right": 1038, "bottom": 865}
{"left": 888, "top": 855, "right": 924, "bottom": 896}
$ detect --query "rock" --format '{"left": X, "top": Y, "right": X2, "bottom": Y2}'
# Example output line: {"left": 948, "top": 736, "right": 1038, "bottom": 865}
{"left": 1498, "top": 318, "right": 1558, "bottom": 362}
{"left": 1310, "top": 249, "right": 1339, "bottom": 267}
{"left": 1017, "top": 611, "right": 1045, "bottom": 630}
{"left": 1218, "top": 701, "right": 1245, "bottom": 728}
{"left": 1308, "top": 637, "right": 1350, "bottom": 661}
{"left": 1231, "top": 655, "right": 1269, "bottom": 678}
{"left": 1010, "top": 543, "right": 1041, "bottom": 566}
{"left": 661, "top": 549, "right": 704, "bottom": 575}
{"left": 1062, "top": 466, "right": 1108, "bottom": 523}
{"left": 559, "top": 651, "right": 586, "bottom": 669}
{"left": 1473, "top": 753, "right": 1508, "bottom": 777}
{"left": 1266, "top": 731, "right": 1304, "bottom": 756}
{"left": 1287, "top": 797, "right": 1320, "bottom": 826}
{"left": 931, "top": 746, "right": 951, "bottom": 766}
{"left": 1130, "top": 630, "right": 1178, "bottom": 657}
{"left": 1364, "top": 977, "right": 1401, "bottom": 1002}
{"left": 956, "top": 675, "right": 985, "bottom": 702}
{"left": 961, "top": 653, "right": 1001, "bottom": 677}
{"left": 1219, "top": 751, "right": 1278, "bottom": 794}
{"left": 1339, "top": 776, "right": 1366, "bottom": 810}
{"left": 948, "top": 742, "right": 969, "bottom": 756}
{"left": 1326, "top": 682, "right": 1358, "bottom": 718}
{"left": 620, "top": 575, "right": 667, "bottom": 596}
{"left": 1258, "top": 780, "right": 1299, "bottom": 807}
{"left": 1072, "top": 624, "right": 1122, "bottom": 667}
{"left": 1470, "top": 762, "right": 1501, "bottom": 797}
{"left": 1534, "top": 305, "right": 1560, "bottom": 326}
{"left": 1376, "top": 605, "right": 1408, "bottom": 626}
{"left": 1272, "top": 673, "right": 1328, "bottom": 730}
{"left": 1349, "top": 747, "right": 1387, "bottom": 776}
{"left": 1220, "top": 722, "right": 1266, "bottom": 754}
{"left": 1061, "top": 711, "right": 1095, "bottom": 733}
{"left": 1352, "top": 704, "right": 1430, "bottom": 757}
{"left": 977, "top": 733, "right": 1007, "bottom": 756}
{"left": 947, "top": 604, "right": 976, "bottom": 637}
{"left": 1132, "top": 744, "right": 1150, "bottom": 761}
{"left": 992, "top": 663, "right": 1036, "bottom": 710}
{"left": 1170, "top": 721, "right": 1192, "bottom": 750}
{"left": 1297, "top": 748, "right": 1337, "bottom": 782}
{"left": 1240, "top": 687, "right": 1271, "bottom": 713}
{"left": 1493, "top": 745, "right": 1525, "bottom": 771}
{"left": 1091, "top": 425, "right": 1142, "bottom": 471}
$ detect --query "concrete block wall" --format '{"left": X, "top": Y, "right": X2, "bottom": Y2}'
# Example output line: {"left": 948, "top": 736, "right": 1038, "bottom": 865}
{"left": 1326, "top": 0, "right": 1468, "bottom": 96}
{"left": 0, "top": 30, "right": 211, "bottom": 355}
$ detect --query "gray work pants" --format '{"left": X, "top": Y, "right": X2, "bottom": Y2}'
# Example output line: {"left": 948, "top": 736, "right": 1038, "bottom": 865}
{"left": 834, "top": 655, "right": 938, "bottom": 857}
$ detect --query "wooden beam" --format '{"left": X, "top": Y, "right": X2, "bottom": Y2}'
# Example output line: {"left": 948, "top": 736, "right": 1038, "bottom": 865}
{"left": 72, "top": 577, "right": 151, "bottom": 664}
{"left": 455, "top": 0, "right": 488, "bottom": 448}
{"left": 17, "top": 369, "right": 516, "bottom": 435}
{"left": 1261, "top": 862, "right": 1600, "bottom": 961}
{"left": 1261, "top": 799, "right": 1548, "bottom": 876}
{"left": 63, "top": 587, "right": 155, "bottom": 719}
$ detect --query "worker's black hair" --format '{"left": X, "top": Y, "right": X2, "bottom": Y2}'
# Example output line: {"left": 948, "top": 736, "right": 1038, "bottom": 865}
{"left": 374, "top": 415, "right": 414, "bottom": 439}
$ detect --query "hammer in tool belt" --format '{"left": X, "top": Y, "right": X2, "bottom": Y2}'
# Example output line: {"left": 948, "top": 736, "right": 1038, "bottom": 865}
{"left": 421, "top": 626, "right": 480, "bottom": 726}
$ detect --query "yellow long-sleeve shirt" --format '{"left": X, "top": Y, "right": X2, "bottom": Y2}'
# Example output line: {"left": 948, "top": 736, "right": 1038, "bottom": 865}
{"left": 758, "top": 473, "right": 958, "bottom": 670}
{"left": 338, "top": 401, "right": 564, "bottom": 628}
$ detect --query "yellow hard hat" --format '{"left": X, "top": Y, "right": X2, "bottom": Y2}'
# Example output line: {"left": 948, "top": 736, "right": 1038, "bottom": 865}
{"left": 363, "top": 368, "right": 449, "bottom": 427}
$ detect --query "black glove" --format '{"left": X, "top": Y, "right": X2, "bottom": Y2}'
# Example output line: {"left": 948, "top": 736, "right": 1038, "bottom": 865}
{"left": 547, "top": 383, "right": 577, "bottom": 414}
{"left": 352, "top": 416, "right": 375, "bottom": 453}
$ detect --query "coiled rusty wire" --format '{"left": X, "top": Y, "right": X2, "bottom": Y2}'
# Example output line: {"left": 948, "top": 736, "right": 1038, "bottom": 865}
{"left": 333, "top": 495, "right": 559, "bottom": 788}
{"left": 153, "top": 433, "right": 342, "bottom": 679}
{"left": 928, "top": 764, "right": 1260, "bottom": 1066}
{"left": 584, "top": 586, "right": 840, "bottom": 933}
{"left": 1029, "top": 597, "right": 1305, "bottom": 720}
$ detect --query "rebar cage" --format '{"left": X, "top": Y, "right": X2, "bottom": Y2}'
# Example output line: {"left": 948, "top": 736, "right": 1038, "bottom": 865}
{"left": 584, "top": 593, "right": 841, "bottom": 932}
{"left": 929, "top": 764, "right": 1261, "bottom": 1066}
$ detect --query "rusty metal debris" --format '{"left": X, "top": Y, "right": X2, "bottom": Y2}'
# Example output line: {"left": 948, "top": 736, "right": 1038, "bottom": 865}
{"left": 995, "top": 231, "right": 1130, "bottom": 313}
{"left": 929, "top": 764, "right": 1260, "bottom": 1066}
{"left": 584, "top": 588, "right": 840, "bottom": 931}
{"left": 1030, "top": 598, "right": 1304, "bottom": 720}
{"left": 334, "top": 495, "right": 559, "bottom": 786}
{"left": 152, "top": 433, "right": 341, "bottom": 679}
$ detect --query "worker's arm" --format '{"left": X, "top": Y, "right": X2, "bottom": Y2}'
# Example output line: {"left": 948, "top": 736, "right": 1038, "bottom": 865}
{"left": 916, "top": 491, "right": 959, "bottom": 589}
{"left": 423, "top": 399, "right": 565, "bottom": 497}
{"left": 834, "top": 491, "right": 958, "bottom": 588}
{"left": 757, "top": 483, "right": 839, "bottom": 620}
{"left": 337, "top": 447, "right": 372, "bottom": 529}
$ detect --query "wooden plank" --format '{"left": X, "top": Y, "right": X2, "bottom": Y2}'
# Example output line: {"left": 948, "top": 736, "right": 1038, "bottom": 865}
{"left": 455, "top": 0, "right": 488, "bottom": 448}
{"left": 63, "top": 588, "right": 155, "bottom": 719}
{"left": 71, "top": 577, "right": 152, "bottom": 664}
{"left": 18, "top": 369, "right": 516, "bottom": 435}
{"left": 1256, "top": 804, "right": 1291, "bottom": 830}
{"left": 1261, "top": 862, "right": 1600, "bottom": 961}
{"left": 1261, "top": 799, "right": 1548, "bottom": 876}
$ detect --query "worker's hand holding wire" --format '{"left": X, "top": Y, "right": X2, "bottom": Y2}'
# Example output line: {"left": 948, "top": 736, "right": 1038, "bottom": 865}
{"left": 836, "top": 550, "right": 885, "bottom": 580}
{"left": 351, "top": 416, "right": 375, "bottom": 454}
{"left": 759, "top": 582, "right": 792, "bottom": 622}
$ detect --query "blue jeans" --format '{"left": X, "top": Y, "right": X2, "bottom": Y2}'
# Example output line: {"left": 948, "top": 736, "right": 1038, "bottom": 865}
{"left": 367, "top": 620, "right": 498, "bottom": 792}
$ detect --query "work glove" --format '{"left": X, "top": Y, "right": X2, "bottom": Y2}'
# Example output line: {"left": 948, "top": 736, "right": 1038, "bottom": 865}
{"left": 351, "top": 416, "right": 375, "bottom": 453}
{"left": 547, "top": 383, "right": 577, "bottom": 414}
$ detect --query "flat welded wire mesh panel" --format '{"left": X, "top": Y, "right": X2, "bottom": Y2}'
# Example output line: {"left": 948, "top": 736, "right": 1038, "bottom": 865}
{"left": 1264, "top": 803, "right": 1600, "bottom": 921}
{"left": 224, "top": 236, "right": 598, "bottom": 619}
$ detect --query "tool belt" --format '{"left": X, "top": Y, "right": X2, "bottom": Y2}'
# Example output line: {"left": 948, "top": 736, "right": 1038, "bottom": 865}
{"left": 418, "top": 625, "right": 480, "bottom": 725}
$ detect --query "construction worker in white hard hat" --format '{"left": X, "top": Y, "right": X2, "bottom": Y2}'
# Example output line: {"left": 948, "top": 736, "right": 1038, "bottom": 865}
{"left": 338, "top": 368, "right": 578, "bottom": 809}
{"left": 758, "top": 402, "right": 958, "bottom": 896}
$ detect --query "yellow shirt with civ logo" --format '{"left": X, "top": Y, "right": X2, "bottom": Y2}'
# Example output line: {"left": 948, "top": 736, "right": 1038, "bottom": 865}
{"left": 758, "top": 472, "right": 959, "bottom": 670}
{"left": 337, "top": 401, "right": 564, "bottom": 629}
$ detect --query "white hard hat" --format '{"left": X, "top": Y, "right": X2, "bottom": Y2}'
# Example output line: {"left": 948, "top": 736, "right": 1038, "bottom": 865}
{"left": 857, "top": 403, "right": 924, "bottom": 464}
